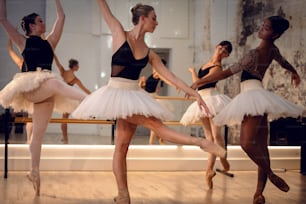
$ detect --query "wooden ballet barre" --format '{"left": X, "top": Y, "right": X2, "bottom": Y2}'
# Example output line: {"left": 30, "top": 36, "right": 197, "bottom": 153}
{"left": 153, "top": 95, "right": 195, "bottom": 101}
{"left": 14, "top": 117, "right": 115, "bottom": 125}
{"left": 14, "top": 117, "right": 201, "bottom": 126}
{"left": 164, "top": 121, "right": 202, "bottom": 126}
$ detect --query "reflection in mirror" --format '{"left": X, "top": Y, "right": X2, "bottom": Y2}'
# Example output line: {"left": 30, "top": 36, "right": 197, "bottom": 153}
{"left": 0, "top": 97, "right": 209, "bottom": 145}
{"left": 0, "top": 44, "right": 208, "bottom": 146}
{"left": 0, "top": 99, "right": 204, "bottom": 145}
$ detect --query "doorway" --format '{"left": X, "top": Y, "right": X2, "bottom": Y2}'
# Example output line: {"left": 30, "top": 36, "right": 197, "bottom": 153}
{"left": 135, "top": 48, "right": 171, "bottom": 139}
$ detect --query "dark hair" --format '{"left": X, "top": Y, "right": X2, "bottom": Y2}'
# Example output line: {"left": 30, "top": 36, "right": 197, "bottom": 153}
{"left": 69, "top": 59, "right": 78, "bottom": 69}
{"left": 219, "top": 40, "right": 233, "bottom": 54}
{"left": 21, "top": 13, "right": 39, "bottom": 36}
{"left": 131, "top": 4, "right": 154, "bottom": 25}
{"left": 268, "top": 16, "right": 289, "bottom": 35}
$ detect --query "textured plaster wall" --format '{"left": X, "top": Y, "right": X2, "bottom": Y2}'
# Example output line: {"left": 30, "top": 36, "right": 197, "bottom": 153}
{"left": 193, "top": 0, "right": 306, "bottom": 144}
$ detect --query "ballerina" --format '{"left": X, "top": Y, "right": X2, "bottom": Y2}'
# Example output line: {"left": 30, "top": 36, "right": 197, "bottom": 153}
{"left": 72, "top": 1, "right": 226, "bottom": 203}
{"left": 189, "top": 16, "right": 304, "bottom": 203}
{"left": 0, "top": 0, "right": 87, "bottom": 196}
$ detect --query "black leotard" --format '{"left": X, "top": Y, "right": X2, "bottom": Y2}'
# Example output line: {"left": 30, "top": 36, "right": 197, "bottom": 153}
{"left": 229, "top": 49, "right": 267, "bottom": 82}
{"left": 241, "top": 70, "right": 262, "bottom": 82}
{"left": 198, "top": 65, "right": 218, "bottom": 90}
{"left": 21, "top": 36, "right": 54, "bottom": 72}
{"left": 145, "top": 74, "right": 160, "bottom": 93}
{"left": 111, "top": 41, "right": 149, "bottom": 80}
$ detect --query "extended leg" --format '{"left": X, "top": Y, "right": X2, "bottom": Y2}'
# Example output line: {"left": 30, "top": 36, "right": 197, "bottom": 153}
{"left": 127, "top": 115, "right": 226, "bottom": 158}
{"left": 24, "top": 78, "right": 86, "bottom": 104}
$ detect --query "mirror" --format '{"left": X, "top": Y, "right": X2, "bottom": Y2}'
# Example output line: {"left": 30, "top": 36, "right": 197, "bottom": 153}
{"left": 0, "top": 0, "right": 201, "bottom": 146}
{"left": 1, "top": 0, "right": 304, "bottom": 146}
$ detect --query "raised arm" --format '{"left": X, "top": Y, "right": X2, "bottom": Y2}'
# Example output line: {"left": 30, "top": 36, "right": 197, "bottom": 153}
{"left": 0, "top": 0, "right": 25, "bottom": 52}
{"left": 46, "top": 0, "right": 65, "bottom": 50}
{"left": 96, "top": 0, "right": 125, "bottom": 49}
{"left": 188, "top": 67, "right": 198, "bottom": 82}
{"left": 53, "top": 54, "right": 65, "bottom": 76}
{"left": 273, "top": 48, "right": 301, "bottom": 87}
{"left": 8, "top": 39, "right": 23, "bottom": 69}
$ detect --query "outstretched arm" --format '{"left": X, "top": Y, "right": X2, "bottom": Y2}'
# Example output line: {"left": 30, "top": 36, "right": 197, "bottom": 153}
{"left": 191, "top": 68, "right": 232, "bottom": 90}
{"left": 149, "top": 50, "right": 210, "bottom": 114}
{"left": 273, "top": 48, "right": 301, "bottom": 87}
{"left": 46, "top": 0, "right": 65, "bottom": 50}
{"left": 75, "top": 79, "right": 91, "bottom": 94}
{"left": 8, "top": 39, "right": 23, "bottom": 69}
{"left": 0, "top": 0, "right": 25, "bottom": 52}
{"left": 190, "top": 51, "right": 256, "bottom": 89}
{"left": 53, "top": 54, "right": 65, "bottom": 76}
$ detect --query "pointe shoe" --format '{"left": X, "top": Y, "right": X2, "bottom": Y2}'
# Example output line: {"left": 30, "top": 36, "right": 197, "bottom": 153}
{"left": 220, "top": 158, "right": 230, "bottom": 172}
{"left": 268, "top": 173, "right": 290, "bottom": 192}
{"left": 61, "top": 139, "right": 68, "bottom": 144}
{"left": 253, "top": 194, "right": 265, "bottom": 204}
{"left": 206, "top": 171, "right": 216, "bottom": 189}
{"left": 114, "top": 190, "right": 130, "bottom": 204}
{"left": 114, "top": 195, "right": 130, "bottom": 204}
{"left": 26, "top": 170, "right": 40, "bottom": 196}
{"left": 200, "top": 139, "right": 227, "bottom": 159}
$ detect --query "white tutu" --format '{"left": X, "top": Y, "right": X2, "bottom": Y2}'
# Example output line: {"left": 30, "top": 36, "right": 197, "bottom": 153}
{"left": 180, "top": 88, "right": 231, "bottom": 125}
{"left": 0, "top": 69, "right": 80, "bottom": 114}
{"left": 72, "top": 77, "right": 174, "bottom": 120}
{"left": 214, "top": 79, "right": 305, "bottom": 126}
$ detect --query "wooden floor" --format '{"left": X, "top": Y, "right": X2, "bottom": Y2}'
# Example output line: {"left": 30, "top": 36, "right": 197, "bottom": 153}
{"left": 1, "top": 170, "right": 305, "bottom": 204}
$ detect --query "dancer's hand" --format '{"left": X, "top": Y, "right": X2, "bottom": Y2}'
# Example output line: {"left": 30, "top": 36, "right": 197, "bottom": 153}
{"left": 190, "top": 82, "right": 198, "bottom": 90}
{"left": 195, "top": 93, "right": 210, "bottom": 116}
{"left": 291, "top": 72, "right": 301, "bottom": 87}
{"left": 188, "top": 67, "right": 196, "bottom": 73}
{"left": 184, "top": 82, "right": 197, "bottom": 98}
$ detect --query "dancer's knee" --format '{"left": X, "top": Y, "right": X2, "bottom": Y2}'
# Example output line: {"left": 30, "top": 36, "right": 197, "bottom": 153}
{"left": 115, "top": 143, "right": 130, "bottom": 156}
{"left": 29, "top": 139, "right": 42, "bottom": 151}
{"left": 141, "top": 117, "right": 160, "bottom": 127}
{"left": 240, "top": 139, "right": 256, "bottom": 153}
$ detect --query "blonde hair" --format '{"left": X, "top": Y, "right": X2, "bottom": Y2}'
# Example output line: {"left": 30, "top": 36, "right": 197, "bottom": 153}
{"left": 130, "top": 4, "right": 154, "bottom": 25}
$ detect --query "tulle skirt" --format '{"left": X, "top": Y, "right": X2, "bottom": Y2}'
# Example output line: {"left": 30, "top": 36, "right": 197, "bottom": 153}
{"left": 0, "top": 69, "right": 79, "bottom": 114}
{"left": 180, "top": 88, "right": 231, "bottom": 125}
{"left": 214, "top": 79, "right": 305, "bottom": 126}
{"left": 71, "top": 77, "right": 173, "bottom": 120}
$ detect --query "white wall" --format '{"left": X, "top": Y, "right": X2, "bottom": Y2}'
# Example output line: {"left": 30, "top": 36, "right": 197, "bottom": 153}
{"left": 44, "top": 0, "right": 195, "bottom": 135}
